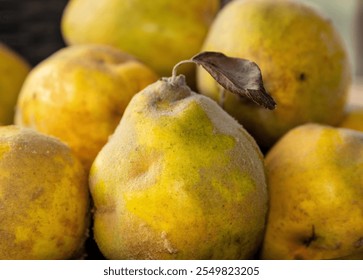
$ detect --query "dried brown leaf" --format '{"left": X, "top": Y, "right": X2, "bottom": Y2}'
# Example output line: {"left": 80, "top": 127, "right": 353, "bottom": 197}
{"left": 193, "top": 51, "right": 276, "bottom": 110}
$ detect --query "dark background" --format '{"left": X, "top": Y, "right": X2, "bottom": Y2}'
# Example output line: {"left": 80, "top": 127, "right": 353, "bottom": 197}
{"left": 0, "top": 0, "right": 67, "bottom": 66}
{"left": 0, "top": 0, "right": 232, "bottom": 67}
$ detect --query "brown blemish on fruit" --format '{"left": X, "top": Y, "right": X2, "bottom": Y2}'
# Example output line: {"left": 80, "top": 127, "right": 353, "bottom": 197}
{"left": 161, "top": 231, "right": 178, "bottom": 254}
{"left": 56, "top": 238, "right": 65, "bottom": 248}
{"left": 60, "top": 216, "right": 80, "bottom": 237}
{"left": 302, "top": 225, "right": 317, "bottom": 247}
{"left": 293, "top": 254, "right": 305, "bottom": 260}
{"left": 354, "top": 237, "right": 363, "bottom": 248}
{"left": 30, "top": 187, "right": 44, "bottom": 201}
{"left": 0, "top": 229, "right": 35, "bottom": 259}
{"left": 95, "top": 204, "right": 115, "bottom": 214}
{"left": 298, "top": 72, "right": 307, "bottom": 81}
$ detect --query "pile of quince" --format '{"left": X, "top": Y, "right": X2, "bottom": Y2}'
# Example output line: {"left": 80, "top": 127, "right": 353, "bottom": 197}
{"left": 0, "top": 0, "right": 362, "bottom": 260}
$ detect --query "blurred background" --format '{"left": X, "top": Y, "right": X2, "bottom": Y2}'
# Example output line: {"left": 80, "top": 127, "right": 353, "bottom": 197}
{"left": 304, "top": 0, "right": 362, "bottom": 79}
{"left": 303, "top": 0, "right": 362, "bottom": 105}
{"left": 0, "top": 0, "right": 67, "bottom": 66}
{"left": 0, "top": 0, "right": 362, "bottom": 79}
{"left": 0, "top": 0, "right": 362, "bottom": 260}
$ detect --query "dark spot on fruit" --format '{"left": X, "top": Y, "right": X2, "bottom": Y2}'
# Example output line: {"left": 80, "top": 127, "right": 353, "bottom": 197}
{"left": 56, "top": 238, "right": 65, "bottom": 248}
{"left": 234, "top": 236, "right": 241, "bottom": 244}
{"left": 30, "top": 186, "right": 44, "bottom": 201}
{"left": 302, "top": 225, "right": 317, "bottom": 247}
{"left": 294, "top": 254, "right": 304, "bottom": 260}
{"left": 354, "top": 237, "right": 363, "bottom": 248}
{"left": 94, "top": 58, "right": 105, "bottom": 64}
{"left": 298, "top": 72, "right": 306, "bottom": 81}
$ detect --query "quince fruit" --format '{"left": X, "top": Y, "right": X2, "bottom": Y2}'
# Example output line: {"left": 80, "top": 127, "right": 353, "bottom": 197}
{"left": 197, "top": 0, "right": 351, "bottom": 150}
{"left": 0, "top": 43, "right": 30, "bottom": 125}
{"left": 0, "top": 126, "right": 89, "bottom": 259}
{"left": 261, "top": 123, "right": 363, "bottom": 260}
{"left": 15, "top": 44, "right": 158, "bottom": 170}
{"left": 61, "top": 0, "right": 219, "bottom": 78}
{"left": 89, "top": 53, "right": 270, "bottom": 259}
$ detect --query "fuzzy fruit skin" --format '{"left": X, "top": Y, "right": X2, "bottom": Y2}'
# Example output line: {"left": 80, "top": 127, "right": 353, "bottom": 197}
{"left": 0, "top": 44, "right": 30, "bottom": 125}
{"left": 197, "top": 0, "right": 351, "bottom": 150}
{"left": 61, "top": 0, "right": 219, "bottom": 78}
{"left": 14, "top": 44, "right": 158, "bottom": 170}
{"left": 89, "top": 75, "right": 268, "bottom": 260}
{"left": 0, "top": 126, "right": 89, "bottom": 259}
{"left": 261, "top": 124, "right": 363, "bottom": 260}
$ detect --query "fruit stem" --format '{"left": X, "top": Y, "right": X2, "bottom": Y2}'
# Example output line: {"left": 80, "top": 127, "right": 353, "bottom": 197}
{"left": 171, "top": 59, "right": 195, "bottom": 81}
